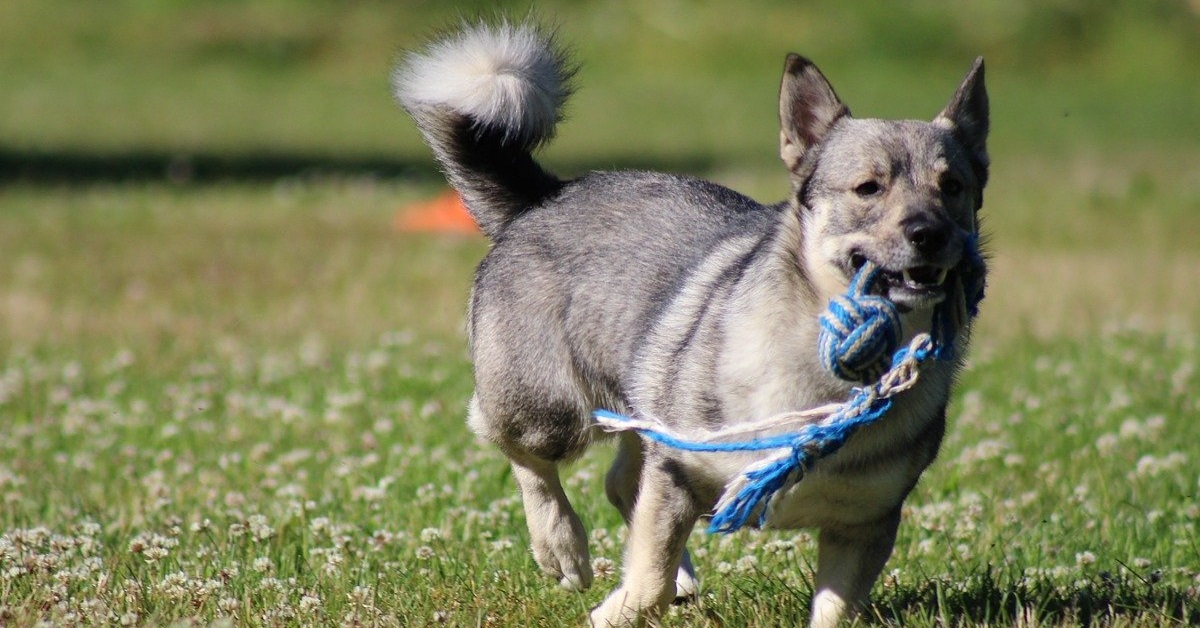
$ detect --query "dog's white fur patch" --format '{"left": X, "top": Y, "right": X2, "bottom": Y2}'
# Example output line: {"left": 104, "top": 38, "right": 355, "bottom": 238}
{"left": 393, "top": 21, "right": 571, "bottom": 147}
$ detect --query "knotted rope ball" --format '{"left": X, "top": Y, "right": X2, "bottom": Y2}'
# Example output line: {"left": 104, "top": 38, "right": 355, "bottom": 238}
{"left": 818, "top": 262, "right": 901, "bottom": 384}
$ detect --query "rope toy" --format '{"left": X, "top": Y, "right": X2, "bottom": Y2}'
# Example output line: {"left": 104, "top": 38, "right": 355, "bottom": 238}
{"left": 818, "top": 263, "right": 902, "bottom": 384}
{"left": 594, "top": 235, "right": 985, "bottom": 534}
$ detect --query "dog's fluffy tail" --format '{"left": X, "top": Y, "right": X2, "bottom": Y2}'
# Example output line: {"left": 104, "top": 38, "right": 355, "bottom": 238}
{"left": 393, "top": 21, "right": 574, "bottom": 239}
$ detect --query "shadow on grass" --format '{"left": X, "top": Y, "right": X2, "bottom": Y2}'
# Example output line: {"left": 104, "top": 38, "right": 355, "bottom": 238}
{"left": 869, "top": 566, "right": 1199, "bottom": 626}
{"left": 0, "top": 148, "right": 716, "bottom": 185}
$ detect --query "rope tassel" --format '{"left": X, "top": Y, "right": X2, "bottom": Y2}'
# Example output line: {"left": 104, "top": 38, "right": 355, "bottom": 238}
{"left": 594, "top": 236, "right": 986, "bottom": 534}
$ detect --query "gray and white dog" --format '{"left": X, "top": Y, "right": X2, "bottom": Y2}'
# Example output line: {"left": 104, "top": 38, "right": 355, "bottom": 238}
{"left": 395, "top": 21, "right": 988, "bottom": 628}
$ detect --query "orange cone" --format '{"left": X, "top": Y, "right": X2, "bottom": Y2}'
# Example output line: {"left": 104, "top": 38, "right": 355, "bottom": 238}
{"left": 394, "top": 190, "right": 480, "bottom": 235}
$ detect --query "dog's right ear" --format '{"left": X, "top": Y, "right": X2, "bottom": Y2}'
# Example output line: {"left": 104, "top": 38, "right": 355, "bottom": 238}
{"left": 779, "top": 54, "right": 849, "bottom": 175}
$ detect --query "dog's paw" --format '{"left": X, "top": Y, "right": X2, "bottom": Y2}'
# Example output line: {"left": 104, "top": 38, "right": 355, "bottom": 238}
{"left": 673, "top": 565, "right": 699, "bottom": 602}
{"left": 529, "top": 518, "right": 593, "bottom": 590}
{"left": 808, "top": 588, "right": 852, "bottom": 628}
{"left": 589, "top": 588, "right": 646, "bottom": 628}
{"left": 672, "top": 550, "right": 699, "bottom": 602}
{"left": 532, "top": 545, "right": 594, "bottom": 591}
{"left": 559, "top": 569, "right": 592, "bottom": 591}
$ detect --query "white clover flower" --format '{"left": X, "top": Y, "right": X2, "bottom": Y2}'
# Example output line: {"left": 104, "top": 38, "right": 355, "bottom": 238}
{"left": 416, "top": 484, "right": 438, "bottom": 504}
{"left": 1095, "top": 433, "right": 1119, "bottom": 455}
{"left": 591, "top": 557, "right": 616, "bottom": 580}
{"left": 419, "top": 527, "right": 442, "bottom": 543}
{"left": 883, "top": 568, "right": 901, "bottom": 587}
{"left": 763, "top": 539, "right": 793, "bottom": 555}
{"left": 370, "top": 529, "right": 395, "bottom": 550}
{"left": 1133, "top": 557, "right": 1152, "bottom": 569}
{"left": 736, "top": 555, "right": 758, "bottom": 574}
{"left": 223, "top": 491, "right": 246, "bottom": 508}
{"left": 1076, "top": 551, "right": 1097, "bottom": 566}
{"left": 261, "top": 604, "right": 296, "bottom": 623}
{"left": 415, "top": 546, "right": 435, "bottom": 560}
{"left": 299, "top": 593, "right": 321, "bottom": 612}
{"left": 157, "top": 572, "right": 190, "bottom": 600}
{"left": 1004, "top": 453, "right": 1026, "bottom": 467}
{"left": 248, "top": 514, "right": 274, "bottom": 541}
{"left": 322, "top": 550, "right": 344, "bottom": 575}
{"left": 0, "top": 538, "right": 16, "bottom": 563}
{"left": 352, "top": 484, "right": 387, "bottom": 502}
{"left": 253, "top": 557, "right": 273, "bottom": 573}
{"left": 349, "top": 585, "right": 374, "bottom": 604}
{"left": 420, "top": 400, "right": 442, "bottom": 418}
{"left": 143, "top": 547, "right": 169, "bottom": 562}
{"left": 309, "top": 517, "right": 331, "bottom": 535}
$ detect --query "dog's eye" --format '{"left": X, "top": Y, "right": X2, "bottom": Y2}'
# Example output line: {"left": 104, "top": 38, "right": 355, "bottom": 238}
{"left": 854, "top": 181, "right": 882, "bottom": 197}
{"left": 940, "top": 178, "right": 964, "bottom": 196}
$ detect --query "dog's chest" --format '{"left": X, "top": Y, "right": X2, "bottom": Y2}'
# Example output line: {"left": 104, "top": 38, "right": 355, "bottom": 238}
{"left": 770, "top": 364, "right": 952, "bottom": 527}
{"left": 679, "top": 359, "right": 952, "bottom": 530}
{"left": 763, "top": 426, "right": 933, "bottom": 529}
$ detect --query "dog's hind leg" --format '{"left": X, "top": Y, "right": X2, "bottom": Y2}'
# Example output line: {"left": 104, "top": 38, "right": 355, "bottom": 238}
{"left": 605, "top": 433, "right": 699, "bottom": 602}
{"left": 469, "top": 395, "right": 593, "bottom": 590}
{"left": 510, "top": 457, "right": 593, "bottom": 590}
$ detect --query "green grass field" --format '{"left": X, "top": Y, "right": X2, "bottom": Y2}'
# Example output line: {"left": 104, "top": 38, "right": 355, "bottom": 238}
{"left": 2, "top": 1, "right": 1198, "bottom": 625}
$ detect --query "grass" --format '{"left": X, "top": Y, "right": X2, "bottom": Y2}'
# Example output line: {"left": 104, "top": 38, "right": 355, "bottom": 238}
{"left": 2, "top": 0, "right": 1199, "bottom": 625}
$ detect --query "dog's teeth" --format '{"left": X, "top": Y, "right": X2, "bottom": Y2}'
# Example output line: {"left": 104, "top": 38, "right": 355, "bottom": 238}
{"left": 901, "top": 268, "right": 949, "bottom": 288}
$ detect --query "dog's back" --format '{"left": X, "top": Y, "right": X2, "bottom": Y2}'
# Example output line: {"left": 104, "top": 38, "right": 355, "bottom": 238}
{"left": 473, "top": 171, "right": 785, "bottom": 440}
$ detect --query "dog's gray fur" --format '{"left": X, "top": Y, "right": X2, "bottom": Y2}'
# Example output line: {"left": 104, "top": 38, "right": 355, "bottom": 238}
{"left": 395, "top": 20, "right": 988, "bottom": 627}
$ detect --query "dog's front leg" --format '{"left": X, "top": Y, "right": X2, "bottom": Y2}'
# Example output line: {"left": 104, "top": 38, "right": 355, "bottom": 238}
{"left": 809, "top": 509, "right": 901, "bottom": 628}
{"left": 590, "top": 457, "right": 701, "bottom": 627}
{"left": 605, "top": 433, "right": 701, "bottom": 602}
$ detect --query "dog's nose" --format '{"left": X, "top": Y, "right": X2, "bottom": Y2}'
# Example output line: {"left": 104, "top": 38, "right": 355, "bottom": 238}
{"left": 904, "top": 219, "right": 950, "bottom": 255}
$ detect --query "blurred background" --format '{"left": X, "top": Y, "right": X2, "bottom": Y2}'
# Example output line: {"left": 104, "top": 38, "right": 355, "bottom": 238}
{"left": 1, "top": 0, "right": 1198, "bottom": 355}
{"left": 3, "top": 0, "right": 1197, "bottom": 168}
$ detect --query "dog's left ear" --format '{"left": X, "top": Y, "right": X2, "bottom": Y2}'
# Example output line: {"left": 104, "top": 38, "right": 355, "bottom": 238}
{"left": 935, "top": 57, "right": 989, "bottom": 194}
{"left": 779, "top": 54, "right": 849, "bottom": 176}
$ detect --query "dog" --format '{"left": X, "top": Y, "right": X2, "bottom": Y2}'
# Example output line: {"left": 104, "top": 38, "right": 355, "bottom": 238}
{"left": 394, "top": 20, "right": 988, "bottom": 627}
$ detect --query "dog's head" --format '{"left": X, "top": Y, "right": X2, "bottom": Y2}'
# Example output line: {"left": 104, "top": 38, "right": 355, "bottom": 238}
{"left": 780, "top": 55, "right": 988, "bottom": 312}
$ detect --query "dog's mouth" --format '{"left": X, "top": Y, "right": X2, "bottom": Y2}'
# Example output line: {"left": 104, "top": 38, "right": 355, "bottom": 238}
{"left": 849, "top": 253, "right": 950, "bottom": 311}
